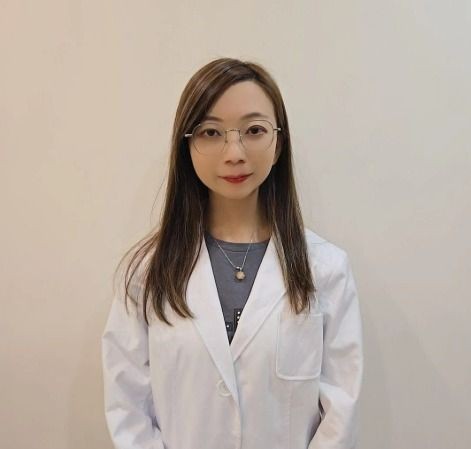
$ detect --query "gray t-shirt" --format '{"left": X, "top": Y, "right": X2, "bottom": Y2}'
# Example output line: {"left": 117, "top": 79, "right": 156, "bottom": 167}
{"left": 204, "top": 231, "right": 270, "bottom": 344}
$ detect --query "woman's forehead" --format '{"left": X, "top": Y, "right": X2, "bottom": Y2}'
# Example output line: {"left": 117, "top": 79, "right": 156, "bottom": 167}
{"left": 202, "top": 111, "right": 272, "bottom": 123}
{"left": 205, "top": 81, "right": 275, "bottom": 122}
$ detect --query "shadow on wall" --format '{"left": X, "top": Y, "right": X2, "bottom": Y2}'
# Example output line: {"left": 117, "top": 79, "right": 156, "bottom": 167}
{"left": 67, "top": 297, "right": 114, "bottom": 449}
{"left": 358, "top": 272, "right": 468, "bottom": 449}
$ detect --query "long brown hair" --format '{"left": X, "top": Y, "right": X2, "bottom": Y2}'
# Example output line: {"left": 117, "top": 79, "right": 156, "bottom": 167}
{"left": 115, "top": 57, "right": 316, "bottom": 326}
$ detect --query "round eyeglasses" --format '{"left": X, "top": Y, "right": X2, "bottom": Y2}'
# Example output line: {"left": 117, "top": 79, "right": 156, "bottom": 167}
{"left": 184, "top": 119, "right": 281, "bottom": 155}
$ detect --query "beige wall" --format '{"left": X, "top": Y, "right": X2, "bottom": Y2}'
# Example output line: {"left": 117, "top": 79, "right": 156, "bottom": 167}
{"left": 1, "top": 1, "right": 470, "bottom": 448}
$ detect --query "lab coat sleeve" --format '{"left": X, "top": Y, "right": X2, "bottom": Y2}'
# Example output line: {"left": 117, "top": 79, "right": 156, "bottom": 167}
{"left": 308, "top": 249, "right": 364, "bottom": 449}
{"left": 101, "top": 277, "right": 165, "bottom": 449}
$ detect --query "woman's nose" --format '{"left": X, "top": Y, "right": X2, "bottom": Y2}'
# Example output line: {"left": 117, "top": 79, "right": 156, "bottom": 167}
{"left": 222, "top": 130, "right": 246, "bottom": 161}
{"left": 222, "top": 129, "right": 244, "bottom": 152}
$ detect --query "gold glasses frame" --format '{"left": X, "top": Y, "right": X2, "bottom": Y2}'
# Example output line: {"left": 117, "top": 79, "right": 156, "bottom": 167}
{"left": 184, "top": 119, "right": 282, "bottom": 155}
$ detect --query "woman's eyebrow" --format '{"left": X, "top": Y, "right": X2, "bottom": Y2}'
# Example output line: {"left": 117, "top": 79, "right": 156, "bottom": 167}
{"left": 203, "top": 112, "right": 271, "bottom": 122}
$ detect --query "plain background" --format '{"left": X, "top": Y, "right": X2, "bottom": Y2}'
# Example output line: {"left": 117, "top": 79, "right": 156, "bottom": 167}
{"left": 1, "top": 1, "right": 470, "bottom": 448}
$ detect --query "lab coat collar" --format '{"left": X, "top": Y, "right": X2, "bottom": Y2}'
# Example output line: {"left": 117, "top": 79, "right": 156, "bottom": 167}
{"left": 186, "top": 235, "right": 286, "bottom": 406}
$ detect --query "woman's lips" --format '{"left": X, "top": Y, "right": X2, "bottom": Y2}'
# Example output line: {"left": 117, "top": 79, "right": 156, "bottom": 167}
{"left": 221, "top": 174, "right": 252, "bottom": 183}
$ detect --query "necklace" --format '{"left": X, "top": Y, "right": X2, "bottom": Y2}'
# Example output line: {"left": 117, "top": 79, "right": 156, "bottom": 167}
{"left": 212, "top": 232, "right": 255, "bottom": 281}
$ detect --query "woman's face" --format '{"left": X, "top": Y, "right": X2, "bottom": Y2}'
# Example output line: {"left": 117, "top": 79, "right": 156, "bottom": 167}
{"left": 189, "top": 80, "right": 279, "bottom": 203}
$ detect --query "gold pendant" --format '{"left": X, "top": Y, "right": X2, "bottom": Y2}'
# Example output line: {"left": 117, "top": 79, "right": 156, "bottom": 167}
{"left": 235, "top": 270, "right": 245, "bottom": 280}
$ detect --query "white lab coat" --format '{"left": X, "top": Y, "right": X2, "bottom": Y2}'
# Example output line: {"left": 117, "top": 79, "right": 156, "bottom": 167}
{"left": 102, "top": 228, "right": 363, "bottom": 449}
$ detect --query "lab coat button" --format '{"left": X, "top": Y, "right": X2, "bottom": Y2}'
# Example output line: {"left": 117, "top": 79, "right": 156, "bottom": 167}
{"left": 217, "top": 379, "right": 231, "bottom": 397}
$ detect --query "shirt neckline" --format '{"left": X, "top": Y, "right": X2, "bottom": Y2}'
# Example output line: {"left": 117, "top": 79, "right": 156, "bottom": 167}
{"left": 204, "top": 230, "right": 270, "bottom": 252}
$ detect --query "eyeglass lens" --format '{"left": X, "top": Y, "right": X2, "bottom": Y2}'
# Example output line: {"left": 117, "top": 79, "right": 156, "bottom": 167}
{"left": 190, "top": 120, "right": 275, "bottom": 155}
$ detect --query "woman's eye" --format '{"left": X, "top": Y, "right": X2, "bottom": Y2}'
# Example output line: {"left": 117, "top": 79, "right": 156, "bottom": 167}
{"left": 202, "top": 128, "right": 221, "bottom": 137}
{"left": 247, "top": 126, "right": 266, "bottom": 135}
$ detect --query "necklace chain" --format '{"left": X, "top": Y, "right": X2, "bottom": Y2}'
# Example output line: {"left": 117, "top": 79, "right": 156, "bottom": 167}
{"left": 212, "top": 232, "right": 255, "bottom": 279}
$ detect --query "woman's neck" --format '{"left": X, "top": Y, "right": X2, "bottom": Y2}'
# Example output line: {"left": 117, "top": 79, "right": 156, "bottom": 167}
{"left": 205, "top": 193, "right": 271, "bottom": 243}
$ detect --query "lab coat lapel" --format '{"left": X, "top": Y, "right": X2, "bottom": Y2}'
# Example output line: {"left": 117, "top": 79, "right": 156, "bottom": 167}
{"left": 186, "top": 238, "right": 240, "bottom": 406}
{"left": 229, "top": 236, "right": 286, "bottom": 362}
{"left": 186, "top": 235, "right": 286, "bottom": 405}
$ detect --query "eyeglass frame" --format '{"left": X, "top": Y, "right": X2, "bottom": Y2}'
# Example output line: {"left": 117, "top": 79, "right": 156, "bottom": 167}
{"left": 184, "top": 119, "right": 282, "bottom": 154}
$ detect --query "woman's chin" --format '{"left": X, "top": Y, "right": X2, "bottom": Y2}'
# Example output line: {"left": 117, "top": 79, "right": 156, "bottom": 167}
{"left": 209, "top": 186, "right": 259, "bottom": 202}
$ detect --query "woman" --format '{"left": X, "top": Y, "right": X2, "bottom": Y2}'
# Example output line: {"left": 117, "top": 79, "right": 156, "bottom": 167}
{"left": 102, "top": 57, "right": 363, "bottom": 449}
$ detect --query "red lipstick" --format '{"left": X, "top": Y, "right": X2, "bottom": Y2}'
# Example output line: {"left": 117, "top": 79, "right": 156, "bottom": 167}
{"left": 221, "top": 174, "right": 252, "bottom": 183}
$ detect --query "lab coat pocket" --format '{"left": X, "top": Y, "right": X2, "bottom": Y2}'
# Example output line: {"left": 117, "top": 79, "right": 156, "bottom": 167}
{"left": 275, "top": 312, "right": 323, "bottom": 380}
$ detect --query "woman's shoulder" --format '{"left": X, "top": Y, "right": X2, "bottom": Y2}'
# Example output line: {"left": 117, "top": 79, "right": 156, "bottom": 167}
{"left": 304, "top": 226, "right": 347, "bottom": 257}
{"left": 303, "top": 227, "right": 350, "bottom": 286}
